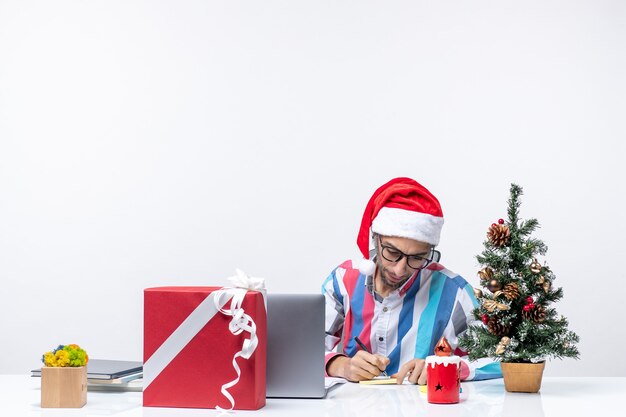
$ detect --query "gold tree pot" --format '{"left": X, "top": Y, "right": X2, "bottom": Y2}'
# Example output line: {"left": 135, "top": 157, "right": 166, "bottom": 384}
{"left": 500, "top": 361, "right": 545, "bottom": 393}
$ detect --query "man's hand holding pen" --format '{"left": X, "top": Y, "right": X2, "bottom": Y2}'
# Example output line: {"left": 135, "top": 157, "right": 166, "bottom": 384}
{"left": 348, "top": 336, "right": 390, "bottom": 381}
{"left": 328, "top": 350, "right": 390, "bottom": 382}
{"left": 325, "top": 337, "right": 391, "bottom": 382}
{"left": 346, "top": 349, "right": 390, "bottom": 381}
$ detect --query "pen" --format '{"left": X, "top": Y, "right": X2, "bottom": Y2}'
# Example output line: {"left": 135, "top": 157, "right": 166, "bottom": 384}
{"left": 353, "top": 336, "right": 389, "bottom": 377}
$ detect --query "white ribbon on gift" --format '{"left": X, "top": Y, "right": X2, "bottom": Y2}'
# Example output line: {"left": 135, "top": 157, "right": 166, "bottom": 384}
{"left": 212, "top": 269, "right": 266, "bottom": 411}
{"left": 143, "top": 269, "right": 265, "bottom": 411}
{"left": 227, "top": 268, "right": 266, "bottom": 293}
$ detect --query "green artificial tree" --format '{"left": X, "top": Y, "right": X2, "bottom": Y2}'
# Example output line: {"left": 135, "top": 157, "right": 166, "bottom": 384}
{"left": 459, "top": 184, "right": 579, "bottom": 364}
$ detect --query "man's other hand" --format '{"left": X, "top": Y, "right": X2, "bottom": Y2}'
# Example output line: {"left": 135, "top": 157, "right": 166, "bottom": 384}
{"left": 394, "top": 358, "right": 427, "bottom": 385}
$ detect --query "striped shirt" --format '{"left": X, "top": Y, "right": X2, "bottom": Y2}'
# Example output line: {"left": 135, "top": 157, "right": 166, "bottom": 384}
{"left": 323, "top": 259, "right": 502, "bottom": 381}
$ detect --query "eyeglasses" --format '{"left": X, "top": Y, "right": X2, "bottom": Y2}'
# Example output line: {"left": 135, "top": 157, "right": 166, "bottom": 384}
{"left": 378, "top": 238, "right": 440, "bottom": 270}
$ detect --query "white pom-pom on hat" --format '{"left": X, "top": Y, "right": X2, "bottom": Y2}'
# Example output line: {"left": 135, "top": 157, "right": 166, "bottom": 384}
{"left": 358, "top": 258, "right": 376, "bottom": 276}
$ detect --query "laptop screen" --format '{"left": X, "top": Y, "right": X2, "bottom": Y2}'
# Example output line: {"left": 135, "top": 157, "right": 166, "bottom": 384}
{"left": 266, "top": 293, "right": 326, "bottom": 398}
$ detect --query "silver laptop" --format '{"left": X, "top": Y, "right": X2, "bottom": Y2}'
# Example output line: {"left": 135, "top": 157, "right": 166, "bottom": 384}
{"left": 266, "top": 293, "right": 326, "bottom": 398}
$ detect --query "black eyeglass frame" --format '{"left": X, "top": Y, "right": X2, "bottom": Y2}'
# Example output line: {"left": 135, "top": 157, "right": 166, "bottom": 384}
{"left": 377, "top": 237, "right": 441, "bottom": 269}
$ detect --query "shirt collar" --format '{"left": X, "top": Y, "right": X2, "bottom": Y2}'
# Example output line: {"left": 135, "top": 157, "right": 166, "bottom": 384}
{"left": 399, "top": 270, "right": 420, "bottom": 296}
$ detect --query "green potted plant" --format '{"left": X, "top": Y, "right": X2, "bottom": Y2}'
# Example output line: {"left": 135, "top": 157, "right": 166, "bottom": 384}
{"left": 459, "top": 184, "right": 579, "bottom": 392}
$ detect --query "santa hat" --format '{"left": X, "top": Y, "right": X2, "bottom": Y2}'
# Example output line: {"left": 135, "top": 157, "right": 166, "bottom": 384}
{"left": 357, "top": 177, "right": 444, "bottom": 275}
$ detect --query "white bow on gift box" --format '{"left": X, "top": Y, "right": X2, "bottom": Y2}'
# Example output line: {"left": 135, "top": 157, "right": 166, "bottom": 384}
{"left": 143, "top": 269, "right": 266, "bottom": 411}
{"left": 212, "top": 269, "right": 266, "bottom": 410}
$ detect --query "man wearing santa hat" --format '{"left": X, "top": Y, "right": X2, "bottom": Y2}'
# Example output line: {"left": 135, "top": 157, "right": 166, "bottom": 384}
{"left": 323, "top": 177, "right": 501, "bottom": 384}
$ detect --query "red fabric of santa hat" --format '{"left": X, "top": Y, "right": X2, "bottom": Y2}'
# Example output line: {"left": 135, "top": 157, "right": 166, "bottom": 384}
{"left": 357, "top": 177, "right": 444, "bottom": 275}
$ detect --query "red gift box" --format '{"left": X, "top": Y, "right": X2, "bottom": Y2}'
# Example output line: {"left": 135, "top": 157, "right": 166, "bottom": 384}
{"left": 143, "top": 286, "right": 266, "bottom": 410}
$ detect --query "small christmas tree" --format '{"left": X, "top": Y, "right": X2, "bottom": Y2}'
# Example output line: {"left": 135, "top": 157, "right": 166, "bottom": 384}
{"left": 459, "top": 184, "right": 579, "bottom": 363}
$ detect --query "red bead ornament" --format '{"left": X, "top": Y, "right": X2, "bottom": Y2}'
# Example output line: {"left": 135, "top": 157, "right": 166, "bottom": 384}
{"left": 498, "top": 219, "right": 504, "bottom": 224}
{"left": 523, "top": 304, "right": 534, "bottom": 312}
{"left": 482, "top": 314, "right": 489, "bottom": 325}
{"left": 526, "top": 296, "right": 534, "bottom": 304}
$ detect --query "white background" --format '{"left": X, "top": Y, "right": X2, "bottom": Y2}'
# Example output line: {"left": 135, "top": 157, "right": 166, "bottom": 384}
{"left": 1, "top": 0, "right": 624, "bottom": 376}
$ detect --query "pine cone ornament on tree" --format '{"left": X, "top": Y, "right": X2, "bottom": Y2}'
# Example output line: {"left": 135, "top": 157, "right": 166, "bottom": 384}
{"left": 502, "top": 283, "right": 520, "bottom": 300}
{"left": 532, "top": 306, "right": 546, "bottom": 322}
{"left": 487, "top": 223, "right": 510, "bottom": 247}
{"left": 487, "top": 317, "right": 510, "bottom": 336}
{"left": 522, "top": 305, "right": 547, "bottom": 323}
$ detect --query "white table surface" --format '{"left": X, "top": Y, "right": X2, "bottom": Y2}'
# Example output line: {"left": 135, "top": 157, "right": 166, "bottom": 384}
{"left": 1, "top": 375, "right": 623, "bottom": 417}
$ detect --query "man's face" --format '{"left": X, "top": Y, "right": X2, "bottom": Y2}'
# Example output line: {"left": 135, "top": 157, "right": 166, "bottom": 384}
{"left": 376, "top": 236, "right": 432, "bottom": 291}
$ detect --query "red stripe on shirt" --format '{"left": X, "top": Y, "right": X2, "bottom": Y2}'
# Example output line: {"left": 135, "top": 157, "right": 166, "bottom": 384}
{"left": 342, "top": 266, "right": 361, "bottom": 354}
{"left": 359, "top": 288, "right": 375, "bottom": 349}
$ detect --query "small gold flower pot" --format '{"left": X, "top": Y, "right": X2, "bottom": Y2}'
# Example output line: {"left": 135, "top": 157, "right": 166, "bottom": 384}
{"left": 41, "top": 366, "right": 87, "bottom": 408}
